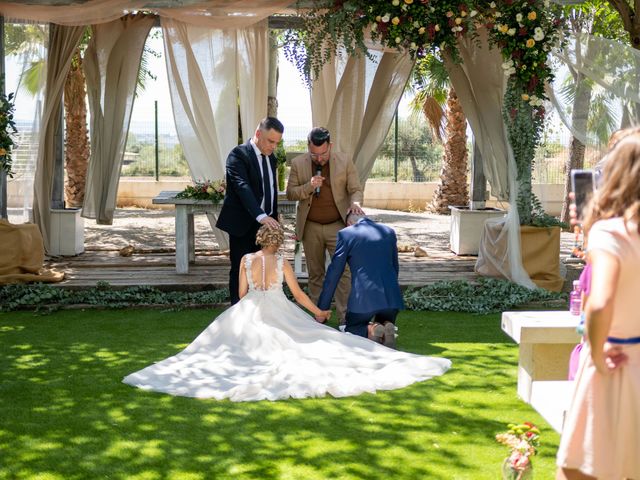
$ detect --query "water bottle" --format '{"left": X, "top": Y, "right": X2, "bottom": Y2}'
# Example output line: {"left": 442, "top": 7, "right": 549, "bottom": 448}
{"left": 569, "top": 280, "right": 582, "bottom": 315}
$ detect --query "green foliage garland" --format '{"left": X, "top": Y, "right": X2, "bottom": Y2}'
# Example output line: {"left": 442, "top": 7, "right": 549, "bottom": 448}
{"left": 0, "top": 282, "right": 229, "bottom": 313}
{"left": 403, "top": 277, "right": 565, "bottom": 314}
{"left": 1, "top": 278, "right": 565, "bottom": 314}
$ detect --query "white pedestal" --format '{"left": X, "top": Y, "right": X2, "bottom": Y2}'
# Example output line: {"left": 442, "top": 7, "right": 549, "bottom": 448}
{"left": 50, "top": 208, "right": 84, "bottom": 256}
{"left": 501, "top": 310, "right": 581, "bottom": 403}
{"left": 449, "top": 206, "right": 506, "bottom": 255}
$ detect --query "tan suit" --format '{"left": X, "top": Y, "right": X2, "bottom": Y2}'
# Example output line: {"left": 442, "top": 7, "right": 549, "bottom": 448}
{"left": 286, "top": 151, "right": 363, "bottom": 321}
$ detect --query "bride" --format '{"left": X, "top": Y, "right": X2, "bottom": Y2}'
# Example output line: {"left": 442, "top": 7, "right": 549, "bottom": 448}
{"left": 123, "top": 224, "right": 451, "bottom": 401}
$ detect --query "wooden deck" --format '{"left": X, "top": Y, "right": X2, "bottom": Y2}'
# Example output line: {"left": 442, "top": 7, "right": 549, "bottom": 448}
{"left": 41, "top": 208, "right": 581, "bottom": 291}
{"left": 45, "top": 248, "right": 480, "bottom": 290}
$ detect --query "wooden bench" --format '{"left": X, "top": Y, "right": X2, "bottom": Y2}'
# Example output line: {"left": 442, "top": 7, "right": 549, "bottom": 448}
{"left": 501, "top": 310, "right": 581, "bottom": 432}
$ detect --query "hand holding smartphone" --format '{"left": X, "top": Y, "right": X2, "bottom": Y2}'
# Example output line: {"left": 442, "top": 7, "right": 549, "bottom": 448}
{"left": 571, "top": 169, "right": 596, "bottom": 222}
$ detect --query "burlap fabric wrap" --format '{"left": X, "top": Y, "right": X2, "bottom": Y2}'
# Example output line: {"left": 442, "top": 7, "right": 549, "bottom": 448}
{"left": 0, "top": 220, "right": 64, "bottom": 284}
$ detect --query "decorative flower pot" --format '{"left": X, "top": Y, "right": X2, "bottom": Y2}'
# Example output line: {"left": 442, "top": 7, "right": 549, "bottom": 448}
{"left": 476, "top": 222, "right": 563, "bottom": 292}
{"left": 501, "top": 457, "right": 533, "bottom": 480}
{"left": 449, "top": 206, "right": 506, "bottom": 255}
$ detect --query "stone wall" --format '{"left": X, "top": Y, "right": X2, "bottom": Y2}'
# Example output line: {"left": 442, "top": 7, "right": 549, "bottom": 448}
{"left": 6, "top": 177, "right": 566, "bottom": 215}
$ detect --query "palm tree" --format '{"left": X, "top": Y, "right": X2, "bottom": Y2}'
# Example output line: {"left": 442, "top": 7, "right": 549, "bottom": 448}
{"left": 63, "top": 47, "right": 90, "bottom": 207}
{"left": 410, "top": 54, "right": 468, "bottom": 214}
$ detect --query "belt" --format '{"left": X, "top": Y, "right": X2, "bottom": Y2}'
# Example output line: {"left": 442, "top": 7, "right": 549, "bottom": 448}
{"left": 607, "top": 336, "right": 640, "bottom": 344}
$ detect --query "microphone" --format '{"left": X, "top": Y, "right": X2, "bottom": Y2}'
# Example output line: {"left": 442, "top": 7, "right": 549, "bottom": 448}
{"left": 315, "top": 165, "right": 322, "bottom": 197}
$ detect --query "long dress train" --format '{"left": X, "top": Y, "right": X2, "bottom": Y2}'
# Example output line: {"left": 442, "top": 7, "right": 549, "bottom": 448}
{"left": 123, "top": 254, "right": 451, "bottom": 401}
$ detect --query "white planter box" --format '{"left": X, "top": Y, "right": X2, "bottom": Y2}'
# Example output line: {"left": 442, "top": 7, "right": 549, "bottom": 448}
{"left": 50, "top": 208, "right": 84, "bottom": 256}
{"left": 449, "top": 206, "right": 506, "bottom": 255}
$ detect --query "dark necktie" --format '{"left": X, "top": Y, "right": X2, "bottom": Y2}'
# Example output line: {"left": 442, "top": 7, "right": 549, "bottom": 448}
{"left": 261, "top": 154, "right": 272, "bottom": 216}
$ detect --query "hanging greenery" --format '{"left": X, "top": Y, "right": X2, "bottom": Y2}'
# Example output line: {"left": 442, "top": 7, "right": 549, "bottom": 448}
{"left": 284, "top": 0, "right": 565, "bottom": 226}
{"left": 0, "top": 76, "right": 18, "bottom": 178}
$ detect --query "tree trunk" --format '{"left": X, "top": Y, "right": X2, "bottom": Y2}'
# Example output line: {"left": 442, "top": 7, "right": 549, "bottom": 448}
{"left": 409, "top": 155, "right": 424, "bottom": 182}
{"left": 63, "top": 48, "right": 90, "bottom": 208}
{"left": 429, "top": 88, "right": 468, "bottom": 214}
{"left": 560, "top": 72, "right": 592, "bottom": 225}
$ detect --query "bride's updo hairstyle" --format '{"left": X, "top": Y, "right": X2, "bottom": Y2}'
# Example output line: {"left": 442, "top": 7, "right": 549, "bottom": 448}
{"left": 256, "top": 223, "right": 284, "bottom": 248}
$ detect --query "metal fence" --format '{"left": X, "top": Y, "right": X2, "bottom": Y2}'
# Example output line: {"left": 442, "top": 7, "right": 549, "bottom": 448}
{"left": 9, "top": 110, "right": 608, "bottom": 184}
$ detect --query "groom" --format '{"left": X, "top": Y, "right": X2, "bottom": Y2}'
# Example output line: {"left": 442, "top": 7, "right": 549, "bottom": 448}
{"left": 317, "top": 214, "right": 404, "bottom": 347}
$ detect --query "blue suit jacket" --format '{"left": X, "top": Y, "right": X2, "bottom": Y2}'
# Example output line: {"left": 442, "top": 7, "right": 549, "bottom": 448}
{"left": 216, "top": 140, "right": 278, "bottom": 237}
{"left": 318, "top": 218, "right": 404, "bottom": 313}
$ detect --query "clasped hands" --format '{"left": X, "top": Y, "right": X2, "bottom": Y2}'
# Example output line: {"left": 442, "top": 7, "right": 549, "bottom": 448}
{"left": 314, "top": 310, "right": 331, "bottom": 324}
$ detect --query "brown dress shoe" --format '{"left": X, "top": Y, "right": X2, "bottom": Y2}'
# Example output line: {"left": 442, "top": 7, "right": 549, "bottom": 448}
{"left": 383, "top": 321, "right": 396, "bottom": 349}
{"left": 368, "top": 323, "right": 385, "bottom": 344}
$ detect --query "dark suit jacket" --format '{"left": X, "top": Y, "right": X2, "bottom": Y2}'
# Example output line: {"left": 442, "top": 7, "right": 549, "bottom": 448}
{"left": 318, "top": 218, "right": 404, "bottom": 314}
{"left": 216, "top": 140, "right": 278, "bottom": 237}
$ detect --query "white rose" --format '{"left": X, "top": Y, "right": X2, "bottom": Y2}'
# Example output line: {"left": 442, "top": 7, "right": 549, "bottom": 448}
{"left": 507, "top": 28, "right": 516, "bottom": 36}
{"left": 516, "top": 13, "right": 522, "bottom": 22}
{"left": 490, "top": 1, "right": 496, "bottom": 7}
{"left": 382, "top": 14, "right": 390, "bottom": 23}
{"left": 470, "top": 10, "right": 478, "bottom": 18}
{"left": 392, "top": 0, "right": 400, "bottom": 5}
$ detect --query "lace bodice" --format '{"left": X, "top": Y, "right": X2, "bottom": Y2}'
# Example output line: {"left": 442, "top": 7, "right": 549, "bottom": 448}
{"left": 244, "top": 253, "right": 284, "bottom": 292}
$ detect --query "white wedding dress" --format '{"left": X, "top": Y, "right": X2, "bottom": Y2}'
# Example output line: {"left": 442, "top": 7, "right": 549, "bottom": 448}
{"left": 123, "top": 253, "right": 451, "bottom": 401}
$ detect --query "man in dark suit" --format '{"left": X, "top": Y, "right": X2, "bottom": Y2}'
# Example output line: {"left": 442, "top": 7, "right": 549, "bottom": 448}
{"left": 317, "top": 214, "right": 404, "bottom": 347}
{"left": 216, "top": 117, "right": 283, "bottom": 304}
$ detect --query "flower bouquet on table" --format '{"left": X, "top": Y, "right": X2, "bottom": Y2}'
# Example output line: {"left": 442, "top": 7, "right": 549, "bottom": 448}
{"left": 495, "top": 422, "right": 540, "bottom": 480}
{"left": 175, "top": 179, "right": 226, "bottom": 203}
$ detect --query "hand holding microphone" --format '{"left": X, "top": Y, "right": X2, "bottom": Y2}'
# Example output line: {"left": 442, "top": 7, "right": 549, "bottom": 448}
{"left": 312, "top": 165, "right": 324, "bottom": 197}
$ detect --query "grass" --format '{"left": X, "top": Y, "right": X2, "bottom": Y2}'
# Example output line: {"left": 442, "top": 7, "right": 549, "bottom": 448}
{"left": 0, "top": 308, "right": 561, "bottom": 479}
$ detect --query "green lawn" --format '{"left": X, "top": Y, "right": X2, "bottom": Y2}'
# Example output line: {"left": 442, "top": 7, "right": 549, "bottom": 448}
{"left": 0, "top": 309, "right": 561, "bottom": 479}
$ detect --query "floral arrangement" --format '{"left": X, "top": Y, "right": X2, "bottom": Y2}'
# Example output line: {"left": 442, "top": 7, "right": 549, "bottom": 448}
{"left": 175, "top": 179, "right": 226, "bottom": 203}
{"left": 286, "top": 1, "right": 562, "bottom": 101}
{"left": 0, "top": 77, "right": 18, "bottom": 178}
{"left": 495, "top": 422, "right": 540, "bottom": 479}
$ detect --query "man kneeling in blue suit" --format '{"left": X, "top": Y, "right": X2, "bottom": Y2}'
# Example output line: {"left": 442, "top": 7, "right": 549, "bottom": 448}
{"left": 317, "top": 214, "right": 404, "bottom": 348}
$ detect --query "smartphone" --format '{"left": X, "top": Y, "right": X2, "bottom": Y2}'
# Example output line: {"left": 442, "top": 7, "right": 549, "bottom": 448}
{"left": 571, "top": 169, "right": 596, "bottom": 222}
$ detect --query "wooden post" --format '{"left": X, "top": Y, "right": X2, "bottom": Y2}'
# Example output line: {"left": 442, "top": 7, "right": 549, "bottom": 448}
{"left": 50, "top": 25, "right": 65, "bottom": 209}
{"left": 267, "top": 29, "right": 278, "bottom": 118}
{"left": 0, "top": 16, "right": 7, "bottom": 220}
{"left": 470, "top": 138, "right": 486, "bottom": 209}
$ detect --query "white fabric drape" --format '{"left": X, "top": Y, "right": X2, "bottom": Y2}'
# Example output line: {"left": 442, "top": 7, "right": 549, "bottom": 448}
{"left": 352, "top": 52, "right": 414, "bottom": 185}
{"left": 161, "top": 18, "right": 233, "bottom": 182}
{"left": 4, "top": 21, "right": 47, "bottom": 225}
{"left": 237, "top": 21, "right": 269, "bottom": 141}
{"left": 0, "top": 0, "right": 292, "bottom": 27}
{"left": 443, "top": 30, "right": 534, "bottom": 288}
{"left": 82, "top": 14, "right": 154, "bottom": 224}
{"left": 443, "top": 30, "right": 509, "bottom": 200}
{"left": 32, "top": 23, "right": 85, "bottom": 252}
{"left": 311, "top": 50, "right": 413, "bottom": 186}
{"left": 161, "top": 18, "right": 268, "bottom": 181}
